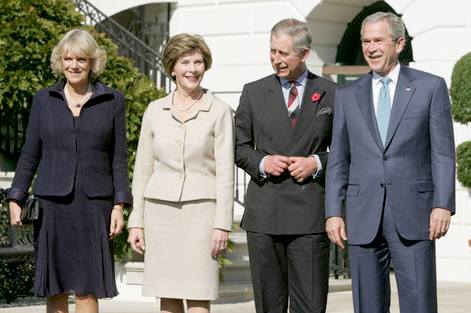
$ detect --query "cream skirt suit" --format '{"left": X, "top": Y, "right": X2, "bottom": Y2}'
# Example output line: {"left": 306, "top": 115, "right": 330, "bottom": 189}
{"left": 128, "top": 90, "right": 234, "bottom": 300}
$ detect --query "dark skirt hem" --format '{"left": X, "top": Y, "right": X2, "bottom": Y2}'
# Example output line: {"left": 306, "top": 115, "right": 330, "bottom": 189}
{"left": 33, "top": 288, "right": 118, "bottom": 299}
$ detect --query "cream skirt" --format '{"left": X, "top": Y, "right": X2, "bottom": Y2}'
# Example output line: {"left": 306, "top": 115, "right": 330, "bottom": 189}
{"left": 142, "top": 198, "right": 219, "bottom": 300}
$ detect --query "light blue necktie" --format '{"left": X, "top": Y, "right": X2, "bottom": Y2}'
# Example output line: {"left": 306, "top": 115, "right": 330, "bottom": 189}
{"left": 376, "top": 77, "right": 392, "bottom": 145}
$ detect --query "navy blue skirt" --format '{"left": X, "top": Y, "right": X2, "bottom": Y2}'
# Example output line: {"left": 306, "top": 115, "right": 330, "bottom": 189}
{"left": 33, "top": 186, "right": 117, "bottom": 298}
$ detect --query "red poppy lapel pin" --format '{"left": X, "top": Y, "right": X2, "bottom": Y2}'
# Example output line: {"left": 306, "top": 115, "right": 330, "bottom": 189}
{"left": 311, "top": 92, "right": 321, "bottom": 103}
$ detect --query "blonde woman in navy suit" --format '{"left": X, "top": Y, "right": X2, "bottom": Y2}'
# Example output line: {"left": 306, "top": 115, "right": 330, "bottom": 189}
{"left": 8, "top": 29, "right": 131, "bottom": 313}
{"left": 128, "top": 34, "right": 234, "bottom": 313}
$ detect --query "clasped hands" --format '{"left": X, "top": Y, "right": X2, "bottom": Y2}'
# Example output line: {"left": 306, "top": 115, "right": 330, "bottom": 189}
{"left": 264, "top": 155, "right": 316, "bottom": 182}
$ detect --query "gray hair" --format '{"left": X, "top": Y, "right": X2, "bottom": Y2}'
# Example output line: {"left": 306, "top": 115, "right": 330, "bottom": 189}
{"left": 271, "top": 18, "right": 312, "bottom": 53}
{"left": 361, "top": 12, "right": 405, "bottom": 41}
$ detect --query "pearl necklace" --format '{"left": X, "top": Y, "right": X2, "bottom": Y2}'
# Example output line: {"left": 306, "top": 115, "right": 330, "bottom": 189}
{"left": 64, "top": 83, "right": 93, "bottom": 108}
{"left": 173, "top": 88, "right": 203, "bottom": 112}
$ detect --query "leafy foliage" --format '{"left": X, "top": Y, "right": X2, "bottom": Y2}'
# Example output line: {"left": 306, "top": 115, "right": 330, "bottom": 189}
{"left": 451, "top": 52, "right": 471, "bottom": 187}
{"left": 450, "top": 52, "right": 471, "bottom": 124}
{"left": 0, "top": 190, "right": 35, "bottom": 303}
{"left": 0, "top": 0, "right": 83, "bottom": 112}
{"left": 456, "top": 141, "right": 471, "bottom": 188}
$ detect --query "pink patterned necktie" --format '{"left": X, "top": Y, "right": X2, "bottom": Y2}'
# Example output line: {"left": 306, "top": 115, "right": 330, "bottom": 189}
{"left": 287, "top": 81, "right": 298, "bottom": 108}
{"left": 288, "top": 81, "right": 299, "bottom": 128}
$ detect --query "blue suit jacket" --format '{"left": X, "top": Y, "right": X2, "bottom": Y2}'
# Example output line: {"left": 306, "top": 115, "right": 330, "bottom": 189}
{"left": 8, "top": 80, "right": 132, "bottom": 205}
{"left": 325, "top": 65, "right": 455, "bottom": 244}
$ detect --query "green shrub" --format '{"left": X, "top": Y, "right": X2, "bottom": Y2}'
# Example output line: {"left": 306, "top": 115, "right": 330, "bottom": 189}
{"left": 0, "top": 0, "right": 83, "bottom": 112}
{"left": 451, "top": 52, "right": 471, "bottom": 187}
{"left": 456, "top": 141, "right": 471, "bottom": 188}
{"left": 450, "top": 52, "right": 471, "bottom": 123}
{"left": 0, "top": 191, "right": 35, "bottom": 303}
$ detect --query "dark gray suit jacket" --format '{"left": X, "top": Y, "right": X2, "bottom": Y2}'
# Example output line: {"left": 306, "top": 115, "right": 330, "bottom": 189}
{"left": 235, "top": 72, "right": 336, "bottom": 235}
{"left": 325, "top": 65, "right": 455, "bottom": 244}
{"left": 8, "top": 80, "right": 132, "bottom": 205}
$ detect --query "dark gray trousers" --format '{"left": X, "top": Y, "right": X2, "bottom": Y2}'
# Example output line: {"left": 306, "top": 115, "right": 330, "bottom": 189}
{"left": 247, "top": 232, "right": 330, "bottom": 313}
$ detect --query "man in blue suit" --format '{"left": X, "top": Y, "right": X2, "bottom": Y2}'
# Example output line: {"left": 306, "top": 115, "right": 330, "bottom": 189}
{"left": 325, "top": 12, "right": 455, "bottom": 313}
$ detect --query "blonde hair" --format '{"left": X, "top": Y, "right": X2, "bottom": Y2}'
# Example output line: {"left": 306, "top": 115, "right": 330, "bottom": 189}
{"left": 50, "top": 29, "right": 107, "bottom": 81}
{"left": 163, "top": 33, "right": 212, "bottom": 81}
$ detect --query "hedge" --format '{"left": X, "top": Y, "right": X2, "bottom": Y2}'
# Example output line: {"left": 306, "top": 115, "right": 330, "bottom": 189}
{"left": 450, "top": 52, "right": 471, "bottom": 188}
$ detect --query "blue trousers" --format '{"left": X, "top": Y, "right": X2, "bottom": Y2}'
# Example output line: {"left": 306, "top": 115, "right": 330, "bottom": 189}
{"left": 348, "top": 203, "right": 437, "bottom": 313}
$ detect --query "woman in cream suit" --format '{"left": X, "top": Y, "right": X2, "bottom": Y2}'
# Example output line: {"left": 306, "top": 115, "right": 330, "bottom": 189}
{"left": 127, "top": 33, "right": 234, "bottom": 313}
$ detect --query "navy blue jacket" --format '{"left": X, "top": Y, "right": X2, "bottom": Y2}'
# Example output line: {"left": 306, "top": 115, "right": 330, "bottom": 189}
{"left": 8, "top": 80, "right": 132, "bottom": 205}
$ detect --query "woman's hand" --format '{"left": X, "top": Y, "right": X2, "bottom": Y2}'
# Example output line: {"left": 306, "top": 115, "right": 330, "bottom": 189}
{"left": 128, "top": 227, "right": 146, "bottom": 255}
{"left": 9, "top": 201, "right": 22, "bottom": 226}
{"left": 211, "top": 228, "right": 229, "bottom": 258}
{"left": 109, "top": 204, "right": 125, "bottom": 239}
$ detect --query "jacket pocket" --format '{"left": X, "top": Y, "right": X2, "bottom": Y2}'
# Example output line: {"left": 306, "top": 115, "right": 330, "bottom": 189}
{"left": 346, "top": 184, "right": 359, "bottom": 197}
{"left": 416, "top": 179, "right": 434, "bottom": 193}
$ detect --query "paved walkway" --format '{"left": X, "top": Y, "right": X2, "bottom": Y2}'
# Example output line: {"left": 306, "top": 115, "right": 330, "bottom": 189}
{"left": 1, "top": 279, "right": 470, "bottom": 312}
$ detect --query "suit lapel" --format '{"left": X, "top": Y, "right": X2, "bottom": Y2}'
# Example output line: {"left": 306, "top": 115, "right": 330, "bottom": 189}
{"left": 265, "top": 75, "right": 293, "bottom": 142}
{"left": 286, "top": 72, "right": 319, "bottom": 151}
{"left": 355, "top": 74, "right": 384, "bottom": 151}
{"left": 384, "top": 66, "right": 416, "bottom": 149}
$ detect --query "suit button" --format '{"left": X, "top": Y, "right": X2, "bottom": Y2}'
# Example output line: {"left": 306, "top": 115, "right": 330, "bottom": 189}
{"left": 383, "top": 155, "right": 389, "bottom": 161}
{"left": 380, "top": 183, "right": 384, "bottom": 188}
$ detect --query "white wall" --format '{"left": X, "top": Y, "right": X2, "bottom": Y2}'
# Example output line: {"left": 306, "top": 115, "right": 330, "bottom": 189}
{"left": 88, "top": 0, "right": 173, "bottom": 17}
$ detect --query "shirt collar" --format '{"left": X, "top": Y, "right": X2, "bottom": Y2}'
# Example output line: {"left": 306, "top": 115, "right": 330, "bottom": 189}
{"left": 279, "top": 69, "right": 308, "bottom": 88}
{"left": 48, "top": 79, "right": 113, "bottom": 100}
{"left": 372, "top": 62, "right": 400, "bottom": 85}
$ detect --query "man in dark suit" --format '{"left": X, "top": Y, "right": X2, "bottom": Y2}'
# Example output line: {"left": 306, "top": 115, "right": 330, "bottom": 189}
{"left": 325, "top": 12, "right": 455, "bottom": 313}
{"left": 235, "top": 18, "right": 336, "bottom": 313}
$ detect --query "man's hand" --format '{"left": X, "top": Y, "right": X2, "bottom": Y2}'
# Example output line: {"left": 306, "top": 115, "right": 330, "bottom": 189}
{"left": 264, "top": 155, "right": 291, "bottom": 176}
{"left": 288, "top": 156, "right": 317, "bottom": 182}
{"left": 326, "top": 216, "right": 347, "bottom": 250}
{"left": 429, "top": 208, "right": 451, "bottom": 240}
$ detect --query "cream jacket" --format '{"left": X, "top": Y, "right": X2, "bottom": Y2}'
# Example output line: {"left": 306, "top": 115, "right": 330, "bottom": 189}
{"left": 128, "top": 90, "right": 234, "bottom": 231}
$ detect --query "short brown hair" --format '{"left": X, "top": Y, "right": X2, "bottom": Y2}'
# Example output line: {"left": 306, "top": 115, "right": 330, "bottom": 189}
{"left": 163, "top": 33, "right": 212, "bottom": 81}
{"left": 50, "top": 28, "right": 107, "bottom": 81}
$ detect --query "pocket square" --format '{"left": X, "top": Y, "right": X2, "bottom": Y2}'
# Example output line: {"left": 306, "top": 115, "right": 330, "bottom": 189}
{"left": 316, "top": 106, "right": 332, "bottom": 117}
